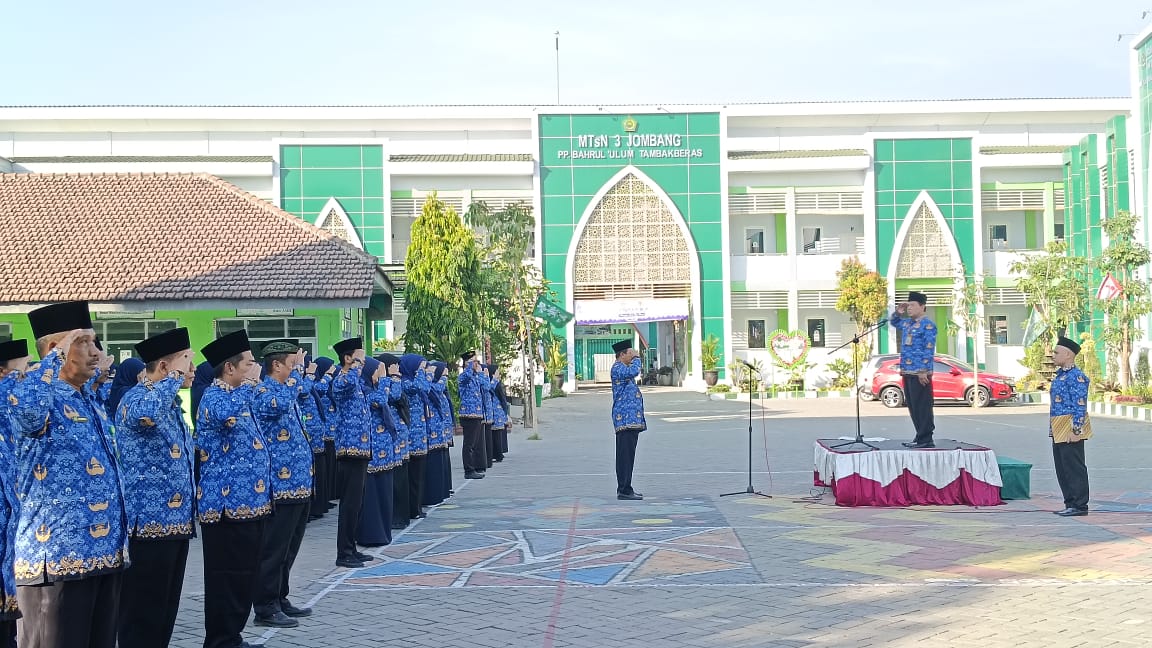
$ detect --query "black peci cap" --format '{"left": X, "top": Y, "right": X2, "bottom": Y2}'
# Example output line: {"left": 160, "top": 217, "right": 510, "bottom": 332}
{"left": 135, "top": 327, "right": 191, "bottom": 364}
{"left": 28, "top": 301, "right": 93, "bottom": 339}
{"left": 202, "top": 330, "right": 252, "bottom": 369}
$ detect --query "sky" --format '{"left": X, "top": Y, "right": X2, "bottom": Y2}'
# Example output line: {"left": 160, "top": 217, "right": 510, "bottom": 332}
{"left": 2, "top": 0, "right": 1150, "bottom": 106}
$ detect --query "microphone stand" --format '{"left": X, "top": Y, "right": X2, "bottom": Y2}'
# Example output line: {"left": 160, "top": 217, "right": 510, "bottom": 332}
{"left": 721, "top": 362, "right": 771, "bottom": 498}
{"left": 829, "top": 318, "right": 889, "bottom": 451}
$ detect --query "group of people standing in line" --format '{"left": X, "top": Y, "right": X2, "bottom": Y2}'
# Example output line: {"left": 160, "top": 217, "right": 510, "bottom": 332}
{"left": 0, "top": 300, "right": 513, "bottom": 648}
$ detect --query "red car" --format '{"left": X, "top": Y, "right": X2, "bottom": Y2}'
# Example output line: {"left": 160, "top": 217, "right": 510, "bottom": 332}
{"left": 870, "top": 355, "right": 1016, "bottom": 408}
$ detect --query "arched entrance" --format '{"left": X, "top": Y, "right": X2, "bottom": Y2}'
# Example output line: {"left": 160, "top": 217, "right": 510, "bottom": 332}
{"left": 564, "top": 167, "right": 700, "bottom": 387}
{"left": 885, "top": 192, "right": 964, "bottom": 355}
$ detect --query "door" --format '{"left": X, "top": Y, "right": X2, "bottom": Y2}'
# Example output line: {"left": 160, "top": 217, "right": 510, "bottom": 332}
{"left": 931, "top": 359, "right": 964, "bottom": 400}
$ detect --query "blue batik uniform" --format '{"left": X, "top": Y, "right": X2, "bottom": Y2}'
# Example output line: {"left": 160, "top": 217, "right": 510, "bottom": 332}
{"left": 7, "top": 349, "right": 129, "bottom": 584}
{"left": 0, "top": 373, "right": 22, "bottom": 618}
{"left": 490, "top": 379, "right": 509, "bottom": 430}
{"left": 115, "top": 376, "right": 196, "bottom": 540}
{"left": 401, "top": 372, "right": 430, "bottom": 457}
{"left": 428, "top": 378, "right": 451, "bottom": 449}
{"left": 299, "top": 372, "right": 332, "bottom": 455}
{"left": 1051, "top": 366, "right": 1090, "bottom": 430}
{"left": 480, "top": 371, "right": 493, "bottom": 425}
{"left": 330, "top": 365, "right": 372, "bottom": 459}
{"left": 434, "top": 376, "right": 455, "bottom": 444}
{"left": 366, "top": 380, "right": 398, "bottom": 472}
{"left": 890, "top": 314, "right": 938, "bottom": 375}
{"left": 384, "top": 378, "right": 409, "bottom": 463}
{"left": 319, "top": 391, "right": 338, "bottom": 442}
{"left": 195, "top": 381, "right": 273, "bottom": 524}
{"left": 251, "top": 375, "right": 314, "bottom": 503}
{"left": 457, "top": 364, "right": 484, "bottom": 420}
{"left": 611, "top": 357, "right": 647, "bottom": 433}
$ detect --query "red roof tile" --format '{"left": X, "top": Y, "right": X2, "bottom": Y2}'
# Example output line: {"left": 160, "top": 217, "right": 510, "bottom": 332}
{"left": 0, "top": 172, "right": 379, "bottom": 304}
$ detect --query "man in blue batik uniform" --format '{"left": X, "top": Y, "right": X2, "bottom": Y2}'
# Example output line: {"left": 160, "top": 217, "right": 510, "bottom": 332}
{"left": 8, "top": 301, "right": 129, "bottom": 648}
{"left": 457, "top": 352, "right": 486, "bottom": 480}
{"left": 1050, "top": 336, "right": 1091, "bottom": 517}
{"left": 329, "top": 338, "right": 376, "bottom": 569}
{"left": 0, "top": 339, "right": 29, "bottom": 646}
{"left": 196, "top": 329, "right": 272, "bottom": 648}
{"left": 251, "top": 340, "right": 316, "bottom": 628}
{"left": 610, "top": 339, "right": 646, "bottom": 500}
{"left": 115, "top": 327, "right": 197, "bottom": 648}
{"left": 889, "top": 291, "right": 939, "bottom": 448}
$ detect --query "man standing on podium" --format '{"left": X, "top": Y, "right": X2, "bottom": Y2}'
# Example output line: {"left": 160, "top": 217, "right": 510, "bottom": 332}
{"left": 890, "top": 291, "right": 938, "bottom": 448}
{"left": 611, "top": 339, "right": 646, "bottom": 500}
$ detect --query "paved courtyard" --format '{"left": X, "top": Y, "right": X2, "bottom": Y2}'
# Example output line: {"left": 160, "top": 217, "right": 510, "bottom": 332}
{"left": 167, "top": 389, "right": 1152, "bottom": 647}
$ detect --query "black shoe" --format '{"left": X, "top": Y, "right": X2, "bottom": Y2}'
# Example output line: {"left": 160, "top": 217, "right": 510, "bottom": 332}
{"left": 335, "top": 557, "right": 365, "bottom": 568}
{"left": 901, "top": 441, "right": 919, "bottom": 448}
{"left": 254, "top": 611, "right": 299, "bottom": 628}
{"left": 494, "top": 456, "right": 504, "bottom": 463}
{"left": 1055, "top": 508, "right": 1088, "bottom": 517}
{"left": 281, "top": 602, "right": 313, "bottom": 617}
{"left": 617, "top": 492, "right": 643, "bottom": 501}
{"left": 391, "top": 522, "right": 408, "bottom": 530}
{"left": 465, "top": 472, "right": 481, "bottom": 479}
{"left": 353, "top": 551, "right": 375, "bottom": 562}
{"left": 415, "top": 512, "right": 427, "bottom": 519}
{"left": 903, "top": 442, "right": 935, "bottom": 448}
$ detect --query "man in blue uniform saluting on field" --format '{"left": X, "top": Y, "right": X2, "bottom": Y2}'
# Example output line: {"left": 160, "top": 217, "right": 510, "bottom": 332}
{"left": 889, "top": 291, "right": 938, "bottom": 448}
{"left": 611, "top": 339, "right": 646, "bottom": 500}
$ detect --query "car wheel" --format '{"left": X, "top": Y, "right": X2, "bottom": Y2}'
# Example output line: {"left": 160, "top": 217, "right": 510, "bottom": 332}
{"left": 880, "top": 386, "right": 905, "bottom": 408}
{"left": 966, "top": 386, "right": 991, "bottom": 407}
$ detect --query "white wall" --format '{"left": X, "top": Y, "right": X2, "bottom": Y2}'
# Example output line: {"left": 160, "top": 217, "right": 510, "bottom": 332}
{"left": 390, "top": 175, "right": 534, "bottom": 191}
{"left": 730, "top": 214, "right": 780, "bottom": 254}
{"left": 981, "top": 168, "right": 1064, "bottom": 184}
{"left": 729, "top": 170, "right": 866, "bottom": 188}
{"left": 730, "top": 309, "right": 782, "bottom": 350}
{"left": 795, "top": 215, "right": 864, "bottom": 253}
{"left": 984, "top": 305, "right": 1029, "bottom": 346}
{"left": 981, "top": 211, "right": 1028, "bottom": 250}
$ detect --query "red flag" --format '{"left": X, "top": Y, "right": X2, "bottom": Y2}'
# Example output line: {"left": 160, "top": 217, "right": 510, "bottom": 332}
{"left": 1096, "top": 273, "right": 1123, "bottom": 301}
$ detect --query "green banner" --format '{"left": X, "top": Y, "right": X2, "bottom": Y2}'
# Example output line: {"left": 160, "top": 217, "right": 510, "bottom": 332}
{"left": 533, "top": 294, "right": 574, "bottom": 328}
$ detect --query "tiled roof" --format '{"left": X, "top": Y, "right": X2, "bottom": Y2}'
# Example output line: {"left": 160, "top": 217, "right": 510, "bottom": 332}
{"left": 8, "top": 156, "right": 273, "bottom": 163}
{"left": 978, "top": 145, "right": 1069, "bottom": 155}
{"left": 0, "top": 172, "right": 379, "bottom": 304}
{"left": 388, "top": 154, "right": 533, "bottom": 163}
{"left": 728, "top": 149, "right": 869, "bottom": 160}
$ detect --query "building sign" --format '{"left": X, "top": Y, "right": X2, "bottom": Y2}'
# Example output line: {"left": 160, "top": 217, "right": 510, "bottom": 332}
{"left": 557, "top": 131, "right": 705, "bottom": 160}
{"left": 574, "top": 298, "right": 689, "bottom": 325}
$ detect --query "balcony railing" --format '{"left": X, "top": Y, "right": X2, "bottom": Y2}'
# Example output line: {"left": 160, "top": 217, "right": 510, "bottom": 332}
{"left": 801, "top": 237, "right": 864, "bottom": 255}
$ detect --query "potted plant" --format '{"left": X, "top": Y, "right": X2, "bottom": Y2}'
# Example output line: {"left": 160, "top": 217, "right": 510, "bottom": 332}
{"left": 545, "top": 340, "right": 567, "bottom": 392}
{"left": 507, "top": 382, "right": 525, "bottom": 406}
{"left": 657, "top": 366, "right": 674, "bottom": 386}
{"left": 700, "top": 334, "right": 721, "bottom": 387}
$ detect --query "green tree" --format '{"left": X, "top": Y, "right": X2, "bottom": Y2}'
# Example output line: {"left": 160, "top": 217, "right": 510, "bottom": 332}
{"left": 834, "top": 257, "right": 889, "bottom": 373}
{"left": 1009, "top": 240, "right": 1090, "bottom": 350}
{"left": 404, "top": 193, "right": 482, "bottom": 364}
{"left": 1096, "top": 210, "right": 1152, "bottom": 389}
{"left": 465, "top": 200, "right": 545, "bottom": 427}
{"left": 952, "top": 271, "right": 988, "bottom": 407}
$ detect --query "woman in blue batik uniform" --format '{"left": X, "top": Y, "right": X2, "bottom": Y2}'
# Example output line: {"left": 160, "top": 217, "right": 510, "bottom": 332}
{"left": 421, "top": 362, "right": 450, "bottom": 506}
{"left": 302, "top": 356, "right": 335, "bottom": 521}
{"left": 379, "top": 354, "right": 411, "bottom": 529}
{"left": 0, "top": 339, "right": 30, "bottom": 644}
{"left": 610, "top": 339, "right": 646, "bottom": 501}
{"left": 400, "top": 354, "right": 431, "bottom": 520}
{"left": 357, "top": 358, "right": 397, "bottom": 546}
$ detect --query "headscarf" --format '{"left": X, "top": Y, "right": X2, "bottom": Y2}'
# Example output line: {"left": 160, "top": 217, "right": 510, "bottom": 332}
{"left": 190, "top": 360, "right": 215, "bottom": 421}
{"left": 431, "top": 361, "right": 447, "bottom": 383}
{"left": 105, "top": 358, "right": 145, "bottom": 418}
{"left": 312, "top": 356, "right": 336, "bottom": 418}
{"left": 399, "top": 353, "right": 424, "bottom": 379}
{"left": 379, "top": 353, "right": 400, "bottom": 368}
{"left": 361, "top": 357, "right": 381, "bottom": 390}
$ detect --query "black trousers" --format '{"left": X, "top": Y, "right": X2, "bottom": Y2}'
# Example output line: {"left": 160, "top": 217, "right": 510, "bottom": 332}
{"left": 310, "top": 448, "right": 329, "bottom": 517}
{"left": 17, "top": 571, "right": 122, "bottom": 648}
{"left": 408, "top": 454, "right": 426, "bottom": 520}
{"left": 254, "top": 501, "right": 310, "bottom": 617}
{"left": 491, "top": 425, "right": 505, "bottom": 461}
{"left": 903, "top": 375, "right": 935, "bottom": 444}
{"left": 201, "top": 519, "right": 265, "bottom": 648}
{"left": 615, "top": 430, "right": 640, "bottom": 495}
{"left": 336, "top": 458, "right": 369, "bottom": 560}
{"left": 482, "top": 423, "right": 494, "bottom": 468}
{"left": 460, "top": 418, "right": 484, "bottom": 474}
{"left": 1053, "top": 441, "right": 1090, "bottom": 510}
{"left": 392, "top": 461, "right": 410, "bottom": 527}
{"left": 117, "top": 537, "right": 190, "bottom": 648}
{"left": 0, "top": 620, "right": 13, "bottom": 648}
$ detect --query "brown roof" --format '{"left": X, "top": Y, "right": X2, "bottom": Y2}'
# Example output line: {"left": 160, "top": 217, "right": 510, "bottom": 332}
{"left": 0, "top": 172, "right": 380, "bottom": 304}
{"left": 8, "top": 155, "right": 273, "bottom": 163}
